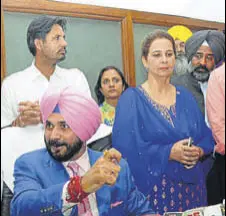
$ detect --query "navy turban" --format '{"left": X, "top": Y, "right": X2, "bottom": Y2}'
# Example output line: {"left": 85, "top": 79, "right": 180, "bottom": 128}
{"left": 185, "top": 30, "right": 225, "bottom": 65}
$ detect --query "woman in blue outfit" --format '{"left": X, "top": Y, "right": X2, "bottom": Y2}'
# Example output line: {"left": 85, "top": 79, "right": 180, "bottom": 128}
{"left": 112, "top": 30, "right": 214, "bottom": 215}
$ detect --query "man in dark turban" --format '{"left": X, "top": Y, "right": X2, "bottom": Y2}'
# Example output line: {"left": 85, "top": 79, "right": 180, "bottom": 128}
{"left": 171, "top": 29, "right": 225, "bottom": 206}
{"left": 171, "top": 30, "right": 225, "bottom": 119}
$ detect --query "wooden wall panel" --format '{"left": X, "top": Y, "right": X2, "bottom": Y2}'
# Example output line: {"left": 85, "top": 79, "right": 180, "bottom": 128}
{"left": 121, "top": 14, "right": 136, "bottom": 87}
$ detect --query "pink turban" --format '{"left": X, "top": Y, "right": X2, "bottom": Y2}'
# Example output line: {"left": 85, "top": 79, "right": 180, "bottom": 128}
{"left": 40, "top": 85, "right": 101, "bottom": 142}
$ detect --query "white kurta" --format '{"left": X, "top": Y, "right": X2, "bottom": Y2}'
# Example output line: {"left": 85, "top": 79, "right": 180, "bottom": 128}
{"left": 1, "top": 62, "right": 91, "bottom": 128}
{"left": 199, "top": 81, "right": 209, "bottom": 127}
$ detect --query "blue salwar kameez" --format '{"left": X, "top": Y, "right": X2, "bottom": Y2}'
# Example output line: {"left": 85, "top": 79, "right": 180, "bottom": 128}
{"left": 112, "top": 85, "right": 214, "bottom": 214}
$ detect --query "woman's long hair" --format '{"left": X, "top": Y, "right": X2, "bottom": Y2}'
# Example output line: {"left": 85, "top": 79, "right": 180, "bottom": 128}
{"left": 94, "top": 66, "right": 129, "bottom": 105}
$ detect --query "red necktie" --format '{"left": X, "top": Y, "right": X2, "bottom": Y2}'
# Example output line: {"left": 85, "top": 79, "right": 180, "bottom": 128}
{"left": 67, "top": 162, "right": 93, "bottom": 216}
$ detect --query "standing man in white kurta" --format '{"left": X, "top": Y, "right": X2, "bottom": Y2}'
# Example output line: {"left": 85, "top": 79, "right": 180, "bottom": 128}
{"left": 1, "top": 15, "right": 91, "bottom": 129}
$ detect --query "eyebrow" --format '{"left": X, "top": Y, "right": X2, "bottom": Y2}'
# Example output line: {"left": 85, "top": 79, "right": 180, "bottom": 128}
{"left": 52, "top": 34, "right": 65, "bottom": 38}
{"left": 152, "top": 49, "right": 173, "bottom": 52}
{"left": 59, "top": 121, "right": 67, "bottom": 125}
{"left": 196, "top": 52, "right": 214, "bottom": 56}
{"left": 151, "top": 49, "right": 174, "bottom": 53}
{"left": 46, "top": 120, "right": 52, "bottom": 125}
{"left": 102, "top": 78, "right": 110, "bottom": 82}
{"left": 45, "top": 120, "right": 67, "bottom": 125}
{"left": 103, "top": 76, "right": 120, "bottom": 79}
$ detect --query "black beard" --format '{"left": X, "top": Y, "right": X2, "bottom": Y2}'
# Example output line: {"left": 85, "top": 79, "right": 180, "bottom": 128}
{"left": 190, "top": 65, "right": 211, "bottom": 82}
{"left": 44, "top": 136, "right": 83, "bottom": 162}
{"left": 57, "top": 55, "right": 66, "bottom": 62}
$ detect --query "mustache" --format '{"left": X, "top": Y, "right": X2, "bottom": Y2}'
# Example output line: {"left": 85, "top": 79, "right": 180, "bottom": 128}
{"left": 48, "top": 139, "right": 67, "bottom": 148}
{"left": 59, "top": 47, "right": 67, "bottom": 53}
{"left": 194, "top": 65, "right": 209, "bottom": 73}
{"left": 188, "top": 62, "right": 209, "bottom": 74}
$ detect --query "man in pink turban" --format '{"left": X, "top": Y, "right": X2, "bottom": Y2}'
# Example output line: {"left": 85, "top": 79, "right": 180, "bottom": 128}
{"left": 40, "top": 85, "right": 101, "bottom": 161}
{"left": 11, "top": 85, "right": 155, "bottom": 215}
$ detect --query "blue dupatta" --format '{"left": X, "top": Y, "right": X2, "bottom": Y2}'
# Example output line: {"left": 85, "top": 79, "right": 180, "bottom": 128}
{"left": 112, "top": 85, "right": 214, "bottom": 194}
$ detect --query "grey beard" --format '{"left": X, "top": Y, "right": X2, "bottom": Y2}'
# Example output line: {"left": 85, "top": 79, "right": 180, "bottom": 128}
{"left": 191, "top": 71, "right": 210, "bottom": 82}
{"left": 173, "top": 54, "right": 189, "bottom": 76}
{"left": 188, "top": 62, "right": 210, "bottom": 82}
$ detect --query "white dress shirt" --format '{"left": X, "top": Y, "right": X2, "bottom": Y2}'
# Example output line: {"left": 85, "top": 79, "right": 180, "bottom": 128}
{"left": 199, "top": 81, "right": 210, "bottom": 127}
{"left": 62, "top": 149, "right": 99, "bottom": 216}
{"left": 1, "top": 125, "right": 45, "bottom": 191}
{"left": 1, "top": 61, "right": 91, "bottom": 127}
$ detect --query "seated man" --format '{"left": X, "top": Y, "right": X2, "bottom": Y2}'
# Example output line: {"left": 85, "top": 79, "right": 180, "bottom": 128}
{"left": 11, "top": 85, "right": 155, "bottom": 216}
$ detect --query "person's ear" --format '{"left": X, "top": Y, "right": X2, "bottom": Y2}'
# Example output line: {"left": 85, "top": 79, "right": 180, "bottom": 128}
{"left": 34, "top": 39, "right": 43, "bottom": 52}
{"left": 142, "top": 56, "right": 148, "bottom": 71}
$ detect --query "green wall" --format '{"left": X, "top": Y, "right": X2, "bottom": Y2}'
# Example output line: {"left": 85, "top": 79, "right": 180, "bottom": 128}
{"left": 4, "top": 12, "right": 185, "bottom": 94}
{"left": 3, "top": 12, "right": 123, "bottom": 99}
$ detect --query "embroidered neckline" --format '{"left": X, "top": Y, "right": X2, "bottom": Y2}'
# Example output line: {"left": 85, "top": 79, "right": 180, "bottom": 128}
{"left": 138, "top": 86, "right": 176, "bottom": 127}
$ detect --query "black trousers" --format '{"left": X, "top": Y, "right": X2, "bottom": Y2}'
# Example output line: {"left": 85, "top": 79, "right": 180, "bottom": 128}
{"left": 206, "top": 153, "right": 225, "bottom": 205}
{"left": 1, "top": 181, "right": 13, "bottom": 216}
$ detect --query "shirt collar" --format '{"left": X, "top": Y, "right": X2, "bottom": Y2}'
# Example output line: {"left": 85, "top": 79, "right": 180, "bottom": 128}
{"left": 63, "top": 146, "right": 90, "bottom": 173}
{"left": 198, "top": 81, "right": 208, "bottom": 88}
{"left": 30, "top": 60, "right": 61, "bottom": 81}
{"left": 29, "top": 60, "right": 45, "bottom": 81}
{"left": 76, "top": 147, "right": 90, "bottom": 172}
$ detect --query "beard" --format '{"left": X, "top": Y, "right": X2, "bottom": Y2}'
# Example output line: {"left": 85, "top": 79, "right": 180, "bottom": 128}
{"left": 44, "top": 136, "right": 83, "bottom": 162}
{"left": 173, "top": 54, "right": 189, "bottom": 76}
{"left": 177, "top": 51, "right": 185, "bottom": 56}
{"left": 57, "top": 55, "right": 66, "bottom": 62}
{"left": 56, "top": 48, "right": 67, "bottom": 62}
{"left": 188, "top": 62, "right": 211, "bottom": 82}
